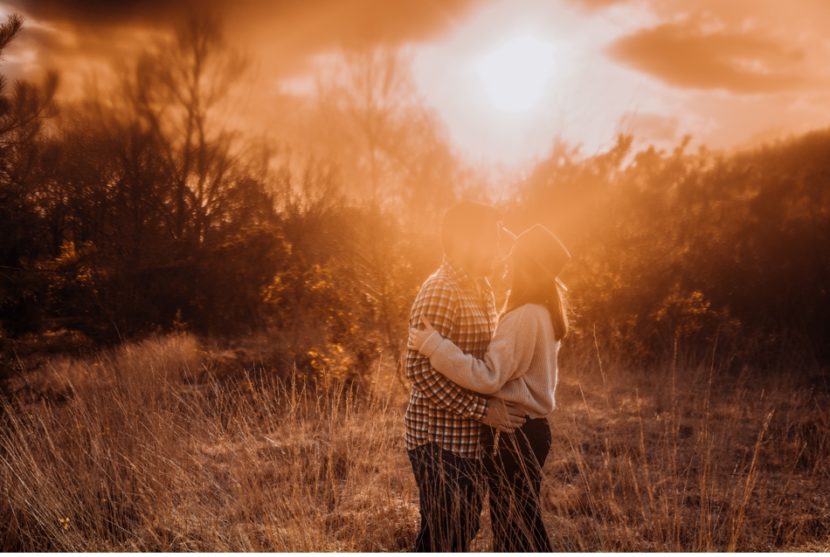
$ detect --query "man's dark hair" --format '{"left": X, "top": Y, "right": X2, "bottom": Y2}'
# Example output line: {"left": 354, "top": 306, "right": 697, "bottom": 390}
{"left": 441, "top": 201, "right": 500, "bottom": 254}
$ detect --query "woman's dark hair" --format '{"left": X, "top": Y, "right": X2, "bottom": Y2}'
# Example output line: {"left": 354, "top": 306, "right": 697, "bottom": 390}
{"left": 503, "top": 249, "right": 569, "bottom": 341}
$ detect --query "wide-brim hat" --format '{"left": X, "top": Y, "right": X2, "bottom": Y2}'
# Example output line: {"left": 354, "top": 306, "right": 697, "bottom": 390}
{"left": 501, "top": 224, "right": 571, "bottom": 291}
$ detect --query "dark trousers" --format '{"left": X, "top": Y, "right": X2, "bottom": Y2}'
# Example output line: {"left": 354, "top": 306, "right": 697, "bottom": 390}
{"left": 481, "top": 417, "right": 553, "bottom": 552}
{"left": 407, "top": 442, "right": 485, "bottom": 552}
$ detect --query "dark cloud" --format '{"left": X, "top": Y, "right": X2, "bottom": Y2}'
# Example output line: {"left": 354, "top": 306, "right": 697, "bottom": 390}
{"left": 607, "top": 18, "right": 806, "bottom": 93}
{"left": 4, "top": 0, "right": 483, "bottom": 82}
{"left": 7, "top": 0, "right": 480, "bottom": 49}
{"left": 7, "top": 0, "right": 196, "bottom": 25}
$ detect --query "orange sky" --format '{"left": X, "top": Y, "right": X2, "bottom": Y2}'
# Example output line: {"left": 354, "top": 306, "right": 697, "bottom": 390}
{"left": 5, "top": 0, "right": 830, "bottom": 169}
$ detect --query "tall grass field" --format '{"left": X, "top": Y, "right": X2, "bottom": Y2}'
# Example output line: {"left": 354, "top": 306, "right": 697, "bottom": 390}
{"left": 1, "top": 333, "right": 827, "bottom": 551}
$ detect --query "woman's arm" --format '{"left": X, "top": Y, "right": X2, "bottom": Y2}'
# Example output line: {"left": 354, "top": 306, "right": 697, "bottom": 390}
{"left": 409, "top": 307, "right": 538, "bottom": 394}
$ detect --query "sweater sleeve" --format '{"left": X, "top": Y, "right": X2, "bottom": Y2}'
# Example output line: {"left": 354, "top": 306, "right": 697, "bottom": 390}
{"left": 421, "top": 306, "right": 539, "bottom": 395}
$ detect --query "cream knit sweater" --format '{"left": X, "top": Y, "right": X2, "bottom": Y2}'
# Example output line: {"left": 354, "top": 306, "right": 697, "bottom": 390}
{"left": 415, "top": 303, "right": 560, "bottom": 418}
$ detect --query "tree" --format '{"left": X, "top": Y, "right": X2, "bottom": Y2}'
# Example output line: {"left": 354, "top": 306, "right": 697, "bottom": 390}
{"left": 45, "top": 12, "right": 286, "bottom": 338}
{"left": 0, "top": 14, "right": 58, "bottom": 334}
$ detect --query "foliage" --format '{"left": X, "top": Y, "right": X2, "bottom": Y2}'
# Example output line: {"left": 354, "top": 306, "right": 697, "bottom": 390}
{"left": 1, "top": 13, "right": 829, "bottom": 378}
{"left": 508, "top": 132, "right": 830, "bottom": 367}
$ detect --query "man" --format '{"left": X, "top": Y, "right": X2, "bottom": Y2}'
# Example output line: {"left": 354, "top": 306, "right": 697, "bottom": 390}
{"left": 405, "top": 201, "right": 526, "bottom": 552}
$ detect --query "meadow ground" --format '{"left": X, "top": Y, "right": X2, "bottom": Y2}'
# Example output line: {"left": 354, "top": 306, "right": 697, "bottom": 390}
{"left": 1, "top": 333, "right": 828, "bottom": 551}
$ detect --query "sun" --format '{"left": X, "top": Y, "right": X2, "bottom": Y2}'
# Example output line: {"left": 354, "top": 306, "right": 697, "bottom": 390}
{"left": 474, "top": 35, "right": 556, "bottom": 113}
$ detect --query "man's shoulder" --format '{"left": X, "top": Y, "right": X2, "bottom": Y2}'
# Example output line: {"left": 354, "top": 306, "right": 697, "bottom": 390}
{"left": 417, "top": 266, "right": 459, "bottom": 298}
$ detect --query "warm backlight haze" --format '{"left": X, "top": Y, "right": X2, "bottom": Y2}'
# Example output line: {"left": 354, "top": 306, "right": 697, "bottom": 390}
{"left": 6, "top": 0, "right": 830, "bottom": 167}
{"left": 2, "top": 1, "right": 830, "bottom": 553}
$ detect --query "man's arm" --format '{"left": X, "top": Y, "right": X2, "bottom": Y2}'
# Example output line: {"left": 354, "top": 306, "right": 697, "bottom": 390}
{"left": 405, "top": 276, "right": 488, "bottom": 421}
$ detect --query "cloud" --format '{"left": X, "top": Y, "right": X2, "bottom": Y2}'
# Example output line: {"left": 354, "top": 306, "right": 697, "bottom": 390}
{"left": 607, "top": 18, "right": 807, "bottom": 94}
{"left": 7, "top": 0, "right": 481, "bottom": 57}
{"left": 6, "top": 0, "right": 194, "bottom": 25}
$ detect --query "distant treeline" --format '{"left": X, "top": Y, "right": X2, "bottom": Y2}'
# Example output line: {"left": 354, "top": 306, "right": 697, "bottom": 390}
{"left": 506, "top": 132, "right": 830, "bottom": 368}
{"left": 1, "top": 14, "right": 828, "bottom": 377}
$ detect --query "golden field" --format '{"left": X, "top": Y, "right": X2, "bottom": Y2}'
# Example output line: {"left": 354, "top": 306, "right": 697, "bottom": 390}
{"left": 1, "top": 333, "right": 827, "bottom": 551}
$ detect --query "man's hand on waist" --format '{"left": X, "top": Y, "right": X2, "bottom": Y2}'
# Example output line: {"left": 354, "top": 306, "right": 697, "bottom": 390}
{"left": 480, "top": 398, "right": 525, "bottom": 432}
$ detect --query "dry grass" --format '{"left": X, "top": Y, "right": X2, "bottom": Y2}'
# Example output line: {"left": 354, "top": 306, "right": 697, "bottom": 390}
{"left": 544, "top": 346, "right": 829, "bottom": 551}
{"left": 1, "top": 333, "right": 828, "bottom": 551}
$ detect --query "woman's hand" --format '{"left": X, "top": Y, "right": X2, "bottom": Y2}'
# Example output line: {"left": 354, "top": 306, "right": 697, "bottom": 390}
{"left": 408, "top": 316, "right": 437, "bottom": 353}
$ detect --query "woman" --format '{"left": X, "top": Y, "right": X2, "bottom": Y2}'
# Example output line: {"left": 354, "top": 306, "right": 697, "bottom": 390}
{"left": 409, "top": 223, "right": 570, "bottom": 552}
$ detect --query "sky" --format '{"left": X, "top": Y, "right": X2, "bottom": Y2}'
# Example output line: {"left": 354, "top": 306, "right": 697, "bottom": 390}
{"left": 4, "top": 0, "right": 830, "bottom": 169}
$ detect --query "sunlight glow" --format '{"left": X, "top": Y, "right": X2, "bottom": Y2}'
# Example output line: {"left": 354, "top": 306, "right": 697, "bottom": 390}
{"left": 410, "top": 0, "right": 676, "bottom": 170}
{"left": 475, "top": 35, "right": 556, "bottom": 112}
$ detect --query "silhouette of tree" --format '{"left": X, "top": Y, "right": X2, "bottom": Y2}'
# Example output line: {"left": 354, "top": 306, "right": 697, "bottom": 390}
{"left": 0, "top": 14, "right": 59, "bottom": 334}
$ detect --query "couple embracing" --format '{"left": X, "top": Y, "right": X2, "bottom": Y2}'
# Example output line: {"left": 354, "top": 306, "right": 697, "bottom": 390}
{"left": 404, "top": 201, "right": 571, "bottom": 552}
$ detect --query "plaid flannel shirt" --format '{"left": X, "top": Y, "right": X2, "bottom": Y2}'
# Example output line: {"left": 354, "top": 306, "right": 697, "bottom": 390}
{"left": 404, "top": 256, "right": 498, "bottom": 459}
